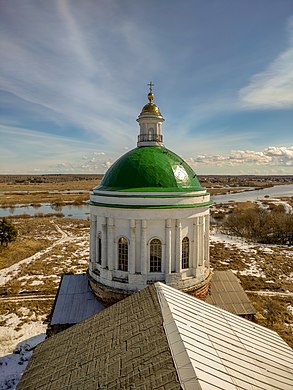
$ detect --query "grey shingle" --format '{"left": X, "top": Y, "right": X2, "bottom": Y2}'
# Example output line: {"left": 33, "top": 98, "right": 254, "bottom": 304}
{"left": 206, "top": 270, "right": 256, "bottom": 315}
{"left": 17, "top": 285, "right": 180, "bottom": 390}
{"left": 50, "top": 274, "right": 105, "bottom": 325}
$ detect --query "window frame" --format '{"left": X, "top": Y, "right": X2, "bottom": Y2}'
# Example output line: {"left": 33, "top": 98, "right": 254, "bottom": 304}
{"left": 181, "top": 237, "right": 189, "bottom": 269}
{"left": 150, "top": 238, "right": 162, "bottom": 272}
{"left": 118, "top": 237, "right": 128, "bottom": 272}
{"left": 97, "top": 232, "right": 102, "bottom": 264}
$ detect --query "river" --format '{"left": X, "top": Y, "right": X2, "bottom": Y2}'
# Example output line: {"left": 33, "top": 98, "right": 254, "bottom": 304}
{"left": 212, "top": 184, "right": 293, "bottom": 203}
{"left": 0, "top": 203, "right": 90, "bottom": 220}
{"left": 0, "top": 184, "right": 292, "bottom": 220}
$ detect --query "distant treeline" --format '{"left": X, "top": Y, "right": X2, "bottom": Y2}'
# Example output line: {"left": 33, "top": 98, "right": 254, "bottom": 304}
{"left": 1, "top": 173, "right": 292, "bottom": 186}
{"left": 0, "top": 174, "right": 103, "bottom": 184}
{"left": 199, "top": 175, "right": 293, "bottom": 186}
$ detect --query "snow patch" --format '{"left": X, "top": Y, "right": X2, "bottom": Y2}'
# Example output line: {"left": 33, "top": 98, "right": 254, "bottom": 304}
{"left": 30, "top": 280, "right": 44, "bottom": 286}
{"left": 210, "top": 230, "right": 257, "bottom": 252}
{"left": 0, "top": 333, "right": 45, "bottom": 390}
{"left": 0, "top": 319, "right": 47, "bottom": 356}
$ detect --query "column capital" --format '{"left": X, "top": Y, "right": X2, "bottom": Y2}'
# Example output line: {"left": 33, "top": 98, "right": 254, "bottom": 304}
{"left": 166, "top": 218, "right": 172, "bottom": 228}
{"left": 130, "top": 219, "right": 136, "bottom": 229}
{"left": 107, "top": 217, "right": 114, "bottom": 226}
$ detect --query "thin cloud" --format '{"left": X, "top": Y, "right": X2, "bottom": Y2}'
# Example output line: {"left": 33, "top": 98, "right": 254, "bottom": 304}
{"left": 187, "top": 146, "right": 293, "bottom": 167}
{"left": 0, "top": 0, "right": 159, "bottom": 148}
{"left": 0, "top": 124, "right": 99, "bottom": 173}
{"left": 239, "top": 17, "right": 293, "bottom": 109}
{"left": 0, "top": 124, "right": 122, "bottom": 173}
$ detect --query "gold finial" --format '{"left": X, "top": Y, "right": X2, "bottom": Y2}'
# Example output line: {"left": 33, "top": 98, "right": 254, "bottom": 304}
{"left": 147, "top": 81, "right": 154, "bottom": 103}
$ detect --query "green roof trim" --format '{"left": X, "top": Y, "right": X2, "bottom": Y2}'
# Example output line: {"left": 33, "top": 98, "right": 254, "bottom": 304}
{"left": 95, "top": 146, "right": 203, "bottom": 193}
{"left": 91, "top": 192, "right": 210, "bottom": 199}
{"left": 88, "top": 200, "right": 212, "bottom": 209}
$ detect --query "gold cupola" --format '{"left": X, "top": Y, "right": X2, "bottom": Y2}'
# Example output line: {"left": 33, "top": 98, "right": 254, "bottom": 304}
{"left": 138, "top": 82, "right": 163, "bottom": 118}
{"left": 137, "top": 82, "right": 164, "bottom": 147}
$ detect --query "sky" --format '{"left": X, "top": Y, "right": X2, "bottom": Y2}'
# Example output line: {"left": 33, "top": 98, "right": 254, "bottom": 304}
{"left": 0, "top": 0, "right": 293, "bottom": 175}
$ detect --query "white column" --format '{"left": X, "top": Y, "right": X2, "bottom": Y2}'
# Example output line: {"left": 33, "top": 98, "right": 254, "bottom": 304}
{"left": 193, "top": 219, "right": 199, "bottom": 269}
{"left": 165, "top": 219, "right": 172, "bottom": 275}
{"left": 90, "top": 215, "right": 96, "bottom": 264}
{"left": 129, "top": 219, "right": 136, "bottom": 274}
{"left": 107, "top": 217, "right": 114, "bottom": 271}
{"left": 141, "top": 220, "right": 147, "bottom": 274}
{"left": 175, "top": 219, "right": 181, "bottom": 273}
{"left": 198, "top": 217, "right": 204, "bottom": 266}
{"left": 204, "top": 214, "right": 210, "bottom": 267}
{"left": 101, "top": 220, "right": 107, "bottom": 268}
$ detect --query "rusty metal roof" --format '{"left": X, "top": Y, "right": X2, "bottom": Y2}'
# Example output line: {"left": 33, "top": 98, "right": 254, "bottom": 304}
{"left": 206, "top": 270, "right": 256, "bottom": 315}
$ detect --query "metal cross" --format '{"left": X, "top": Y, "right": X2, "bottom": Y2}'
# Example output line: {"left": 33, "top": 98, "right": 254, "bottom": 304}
{"left": 148, "top": 81, "right": 154, "bottom": 92}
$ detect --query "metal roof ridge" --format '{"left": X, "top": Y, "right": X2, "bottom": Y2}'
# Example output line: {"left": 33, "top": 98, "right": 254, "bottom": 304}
{"left": 155, "top": 283, "right": 201, "bottom": 389}
{"left": 154, "top": 283, "right": 293, "bottom": 389}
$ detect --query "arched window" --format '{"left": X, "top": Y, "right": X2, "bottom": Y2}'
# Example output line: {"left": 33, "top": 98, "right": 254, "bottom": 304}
{"left": 150, "top": 239, "right": 162, "bottom": 272}
{"left": 148, "top": 127, "right": 154, "bottom": 141}
{"left": 118, "top": 237, "right": 128, "bottom": 271}
{"left": 181, "top": 237, "right": 189, "bottom": 269}
{"left": 97, "top": 232, "right": 102, "bottom": 264}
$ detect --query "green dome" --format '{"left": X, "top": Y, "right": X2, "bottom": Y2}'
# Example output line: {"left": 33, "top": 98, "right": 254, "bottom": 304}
{"left": 95, "top": 146, "right": 203, "bottom": 193}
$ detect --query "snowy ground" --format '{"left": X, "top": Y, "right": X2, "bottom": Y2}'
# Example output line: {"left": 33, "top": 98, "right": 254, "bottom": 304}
{"left": 0, "top": 218, "right": 292, "bottom": 388}
{"left": 210, "top": 228, "right": 293, "bottom": 285}
{"left": 0, "top": 218, "right": 89, "bottom": 389}
{"left": 0, "top": 333, "right": 46, "bottom": 390}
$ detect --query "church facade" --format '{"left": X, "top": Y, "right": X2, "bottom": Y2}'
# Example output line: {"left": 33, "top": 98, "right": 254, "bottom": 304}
{"left": 88, "top": 84, "right": 212, "bottom": 304}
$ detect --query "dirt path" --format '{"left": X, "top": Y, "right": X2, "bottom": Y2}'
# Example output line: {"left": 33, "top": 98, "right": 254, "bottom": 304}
{"left": 0, "top": 221, "right": 75, "bottom": 286}
{"left": 0, "top": 294, "right": 56, "bottom": 302}
{"left": 246, "top": 291, "right": 293, "bottom": 297}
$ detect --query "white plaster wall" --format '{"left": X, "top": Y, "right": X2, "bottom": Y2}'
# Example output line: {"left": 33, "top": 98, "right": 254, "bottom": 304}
{"left": 88, "top": 203, "right": 210, "bottom": 293}
{"left": 90, "top": 192, "right": 210, "bottom": 207}
{"left": 90, "top": 203, "right": 209, "bottom": 220}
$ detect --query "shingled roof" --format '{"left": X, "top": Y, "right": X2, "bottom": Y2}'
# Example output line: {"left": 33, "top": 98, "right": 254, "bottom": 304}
{"left": 18, "top": 283, "right": 293, "bottom": 390}
{"left": 206, "top": 270, "right": 256, "bottom": 316}
{"left": 50, "top": 274, "right": 105, "bottom": 326}
{"left": 18, "top": 284, "right": 180, "bottom": 390}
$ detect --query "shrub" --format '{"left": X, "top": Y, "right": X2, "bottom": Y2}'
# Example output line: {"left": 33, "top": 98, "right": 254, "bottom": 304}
{"left": 223, "top": 208, "right": 293, "bottom": 245}
{"left": 0, "top": 217, "right": 18, "bottom": 246}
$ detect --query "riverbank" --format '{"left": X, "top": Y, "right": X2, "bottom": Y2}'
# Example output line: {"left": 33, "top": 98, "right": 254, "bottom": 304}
{"left": 1, "top": 174, "right": 292, "bottom": 207}
{"left": 0, "top": 215, "right": 292, "bottom": 388}
{"left": 1, "top": 184, "right": 292, "bottom": 220}
{"left": 0, "top": 219, "right": 292, "bottom": 355}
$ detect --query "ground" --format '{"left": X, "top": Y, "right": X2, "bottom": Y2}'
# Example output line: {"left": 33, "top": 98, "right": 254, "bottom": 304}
{"left": 0, "top": 218, "right": 89, "bottom": 390}
{"left": 210, "top": 228, "right": 293, "bottom": 346}
{"left": 0, "top": 175, "right": 292, "bottom": 389}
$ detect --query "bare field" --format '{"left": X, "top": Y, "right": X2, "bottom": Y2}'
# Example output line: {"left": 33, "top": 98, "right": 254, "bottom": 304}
{"left": 0, "top": 175, "right": 100, "bottom": 207}
{"left": 0, "top": 175, "right": 292, "bottom": 353}
{"left": 0, "top": 191, "right": 89, "bottom": 206}
{"left": 0, "top": 176, "right": 100, "bottom": 207}
{"left": 0, "top": 174, "right": 101, "bottom": 189}
{"left": 1, "top": 173, "right": 292, "bottom": 196}
{"left": 0, "top": 219, "right": 292, "bottom": 352}
{"left": 0, "top": 217, "right": 89, "bottom": 354}
{"left": 1, "top": 218, "right": 89, "bottom": 294}
{"left": 210, "top": 228, "right": 293, "bottom": 347}
{"left": 199, "top": 174, "right": 293, "bottom": 187}
{"left": 0, "top": 218, "right": 59, "bottom": 270}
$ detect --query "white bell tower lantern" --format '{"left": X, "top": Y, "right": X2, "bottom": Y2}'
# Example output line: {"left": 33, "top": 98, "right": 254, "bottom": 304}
{"left": 137, "top": 81, "right": 164, "bottom": 147}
